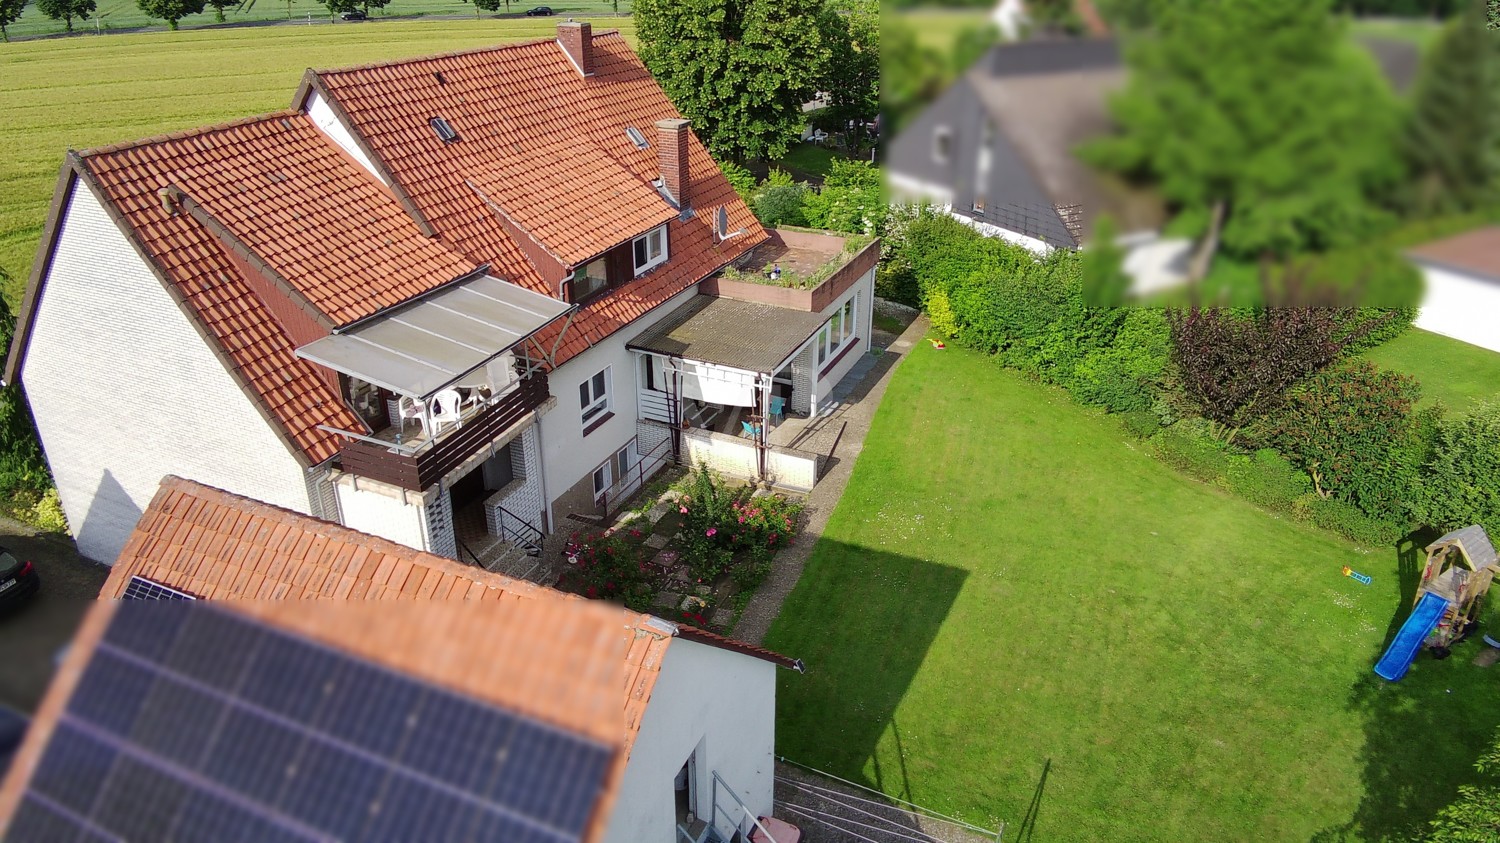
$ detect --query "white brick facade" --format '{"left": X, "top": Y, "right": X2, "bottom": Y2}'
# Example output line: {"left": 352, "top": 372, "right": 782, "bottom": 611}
{"left": 22, "top": 184, "right": 312, "bottom": 563}
{"left": 485, "top": 424, "right": 545, "bottom": 540}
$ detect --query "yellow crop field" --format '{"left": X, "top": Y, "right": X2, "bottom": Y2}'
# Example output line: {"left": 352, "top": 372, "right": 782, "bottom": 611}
{"left": 0, "top": 17, "right": 637, "bottom": 305}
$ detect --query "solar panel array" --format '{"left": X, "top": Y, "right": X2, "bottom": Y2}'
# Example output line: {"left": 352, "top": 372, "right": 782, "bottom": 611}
{"left": 120, "top": 575, "right": 198, "bottom": 601}
{"left": 9, "top": 601, "right": 614, "bottom": 843}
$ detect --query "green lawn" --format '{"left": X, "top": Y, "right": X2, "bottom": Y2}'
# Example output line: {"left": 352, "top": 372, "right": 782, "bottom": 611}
{"left": 1365, "top": 329, "right": 1500, "bottom": 412}
{"left": 0, "top": 17, "right": 636, "bottom": 306}
{"left": 893, "top": 8, "right": 989, "bottom": 53}
{"left": 765, "top": 342, "right": 1500, "bottom": 842}
{"left": 5, "top": 0, "right": 627, "bottom": 39}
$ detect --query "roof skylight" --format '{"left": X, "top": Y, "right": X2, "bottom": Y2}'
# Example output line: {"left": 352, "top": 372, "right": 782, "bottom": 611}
{"left": 430, "top": 116, "right": 459, "bottom": 144}
{"left": 625, "top": 126, "right": 649, "bottom": 149}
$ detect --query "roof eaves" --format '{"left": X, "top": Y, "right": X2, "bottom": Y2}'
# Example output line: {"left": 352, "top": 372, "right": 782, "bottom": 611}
{"left": 4, "top": 159, "right": 78, "bottom": 387}
{"left": 673, "top": 623, "right": 804, "bottom": 672}
{"left": 298, "top": 71, "right": 440, "bottom": 239}
{"left": 169, "top": 186, "right": 338, "bottom": 331}
{"left": 67, "top": 156, "right": 318, "bottom": 470}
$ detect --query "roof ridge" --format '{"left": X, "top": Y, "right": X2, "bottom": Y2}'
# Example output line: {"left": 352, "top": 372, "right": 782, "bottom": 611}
{"left": 77, "top": 109, "right": 306, "bottom": 158}
{"left": 313, "top": 29, "right": 623, "bottom": 78}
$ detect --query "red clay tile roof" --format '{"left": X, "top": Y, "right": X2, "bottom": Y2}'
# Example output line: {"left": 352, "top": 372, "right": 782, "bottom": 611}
{"left": 96, "top": 475, "right": 673, "bottom": 753}
{"left": 71, "top": 116, "right": 368, "bottom": 464}
{"left": 309, "top": 31, "right": 767, "bottom": 365}
{"left": 1407, "top": 226, "right": 1500, "bottom": 283}
{"left": 468, "top": 137, "right": 680, "bottom": 268}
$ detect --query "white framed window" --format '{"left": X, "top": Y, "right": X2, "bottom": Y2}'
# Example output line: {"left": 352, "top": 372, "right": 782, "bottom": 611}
{"left": 633, "top": 225, "right": 669, "bottom": 275}
{"left": 933, "top": 126, "right": 953, "bottom": 165}
{"left": 817, "top": 296, "right": 857, "bottom": 367}
{"left": 571, "top": 257, "right": 608, "bottom": 302}
{"left": 593, "top": 445, "right": 632, "bottom": 500}
{"left": 579, "top": 367, "right": 611, "bottom": 428}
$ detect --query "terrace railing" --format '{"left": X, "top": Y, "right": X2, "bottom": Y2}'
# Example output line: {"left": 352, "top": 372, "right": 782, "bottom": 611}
{"left": 328, "top": 373, "right": 550, "bottom": 493}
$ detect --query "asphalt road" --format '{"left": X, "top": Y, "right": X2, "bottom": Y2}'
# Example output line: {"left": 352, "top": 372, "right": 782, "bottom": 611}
{"left": 0, "top": 516, "right": 107, "bottom": 714}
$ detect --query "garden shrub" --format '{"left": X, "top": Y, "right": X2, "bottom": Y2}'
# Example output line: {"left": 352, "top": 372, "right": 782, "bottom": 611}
{"left": 1415, "top": 402, "right": 1500, "bottom": 539}
{"left": 1225, "top": 448, "right": 1312, "bottom": 511}
{"left": 1121, "top": 410, "right": 1161, "bottom": 440}
{"left": 676, "top": 466, "right": 804, "bottom": 585}
{"left": 559, "top": 529, "right": 653, "bottom": 607}
{"left": 1296, "top": 494, "right": 1406, "bottom": 548}
{"left": 1071, "top": 309, "right": 1171, "bottom": 413}
{"left": 1252, "top": 361, "right": 1421, "bottom": 513}
{"left": 800, "top": 159, "right": 887, "bottom": 236}
{"left": 1149, "top": 424, "right": 1231, "bottom": 484}
{"left": 752, "top": 169, "right": 810, "bottom": 227}
{"left": 719, "top": 160, "right": 756, "bottom": 204}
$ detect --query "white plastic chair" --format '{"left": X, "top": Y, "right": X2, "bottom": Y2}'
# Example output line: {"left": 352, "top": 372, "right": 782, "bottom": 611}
{"left": 396, "top": 395, "right": 427, "bottom": 438}
{"left": 428, "top": 389, "right": 465, "bottom": 437}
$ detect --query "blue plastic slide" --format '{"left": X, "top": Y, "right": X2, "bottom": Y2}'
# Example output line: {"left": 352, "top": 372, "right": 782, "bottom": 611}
{"left": 1374, "top": 591, "right": 1451, "bottom": 681}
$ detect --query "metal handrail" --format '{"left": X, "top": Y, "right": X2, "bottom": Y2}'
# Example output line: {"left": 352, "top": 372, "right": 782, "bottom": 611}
{"left": 495, "top": 504, "right": 544, "bottom": 555}
{"left": 711, "top": 771, "right": 779, "bottom": 843}
{"left": 597, "top": 434, "right": 675, "bottom": 516}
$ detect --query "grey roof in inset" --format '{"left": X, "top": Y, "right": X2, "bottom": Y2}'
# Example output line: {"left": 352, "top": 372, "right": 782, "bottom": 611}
{"left": 627, "top": 295, "right": 826, "bottom": 374}
{"left": 296, "top": 274, "right": 571, "bottom": 400}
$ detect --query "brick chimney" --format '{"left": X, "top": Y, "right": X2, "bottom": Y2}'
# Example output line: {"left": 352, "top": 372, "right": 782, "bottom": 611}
{"left": 557, "top": 21, "right": 594, "bottom": 77}
{"left": 656, "top": 118, "right": 690, "bottom": 211}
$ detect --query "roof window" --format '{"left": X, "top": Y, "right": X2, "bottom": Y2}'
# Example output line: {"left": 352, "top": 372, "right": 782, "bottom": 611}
{"left": 430, "top": 116, "right": 459, "bottom": 144}
{"left": 625, "top": 126, "right": 649, "bottom": 149}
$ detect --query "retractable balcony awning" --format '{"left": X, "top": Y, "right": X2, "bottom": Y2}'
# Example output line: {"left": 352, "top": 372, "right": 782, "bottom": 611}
{"left": 296, "top": 274, "right": 572, "bottom": 400}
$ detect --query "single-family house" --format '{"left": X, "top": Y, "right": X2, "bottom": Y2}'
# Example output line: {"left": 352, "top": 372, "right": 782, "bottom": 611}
{"left": 886, "top": 35, "right": 1419, "bottom": 256}
{"left": 0, "top": 475, "right": 804, "bottom": 843}
{"left": 6, "top": 22, "right": 877, "bottom": 567}
{"left": 1406, "top": 227, "right": 1500, "bottom": 354}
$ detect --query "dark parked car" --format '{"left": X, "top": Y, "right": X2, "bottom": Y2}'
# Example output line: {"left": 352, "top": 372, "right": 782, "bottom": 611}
{"left": 340, "top": 9, "right": 367, "bottom": 20}
{"left": 0, "top": 547, "right": 39, "bottom": 613}
{"left": 0, "top": 705, "right": 26, "bottom": 778}
{"left": 524, "top": 6, "right": 553, "bottom": 15}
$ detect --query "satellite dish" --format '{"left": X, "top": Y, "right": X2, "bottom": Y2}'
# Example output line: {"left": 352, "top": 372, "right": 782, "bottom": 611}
{"left": 716, "top": 207, "right": 729, "bottom": 239}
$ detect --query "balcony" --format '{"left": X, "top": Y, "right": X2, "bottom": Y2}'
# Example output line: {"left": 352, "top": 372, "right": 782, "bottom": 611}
{"left": 335, "top": 373, "right": 550, "bottom": 492}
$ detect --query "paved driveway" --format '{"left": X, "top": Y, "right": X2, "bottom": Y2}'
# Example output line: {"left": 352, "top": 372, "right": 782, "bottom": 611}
{"left": 0, "top": 516, "right": 107, "bottom": 713}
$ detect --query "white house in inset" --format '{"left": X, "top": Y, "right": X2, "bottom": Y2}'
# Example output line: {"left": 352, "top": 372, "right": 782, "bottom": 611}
{"left": 1406, "top": 227, "right": 1500, "bottom": 354}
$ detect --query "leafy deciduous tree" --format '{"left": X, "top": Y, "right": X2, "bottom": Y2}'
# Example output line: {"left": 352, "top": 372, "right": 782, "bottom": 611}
{"left": 204, "top": 0, "right": 233, "bottom": 21}
{"left": 1082, "top": 0, "right": 1401, "bottom": 264}
{"left": 36, "top": 0, "right": 94, "bottom": 32}
{"left": 138, "top": 0, "right": 203, "bottom": 29}
{"left": 636, "top": 0, "right": 834, "bottom": 162}
{"left": 0, "top": 0, "right": 27, "bottom": 40}
{"left": 1415, "top": 402, "right": 1500, "bottom": 539}
{"left": 817, "top": 0, "right": 878, "bottom": 147}
{"left": 1402, "top": 0, "right": 1500, "bottom": 214}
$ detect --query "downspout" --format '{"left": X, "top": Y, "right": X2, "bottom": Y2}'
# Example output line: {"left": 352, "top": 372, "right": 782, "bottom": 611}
{"left": 535, "top": 417, "right": 553, "bottom": 534}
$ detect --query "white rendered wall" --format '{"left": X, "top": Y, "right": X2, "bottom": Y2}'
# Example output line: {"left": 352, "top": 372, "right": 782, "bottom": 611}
{"left": 605, "top": 639, "right": 777, "bottom": 843}
{"left": 1415, "top": 266, "right": 1500, "bottom": 354}
{"left": 333, "top": 476, "right": 430, "bottom": 551}
{"left": 812, "top": 269, "right": 877, "bottom": 410}
{"left": 22, "top": 185, "right": 312, "bottom": 563}
{"left": 306, "top": 91, "right": 387, "bottom": 185}
{"left": 539, "top": 285, "right": 699, "bottom": 527}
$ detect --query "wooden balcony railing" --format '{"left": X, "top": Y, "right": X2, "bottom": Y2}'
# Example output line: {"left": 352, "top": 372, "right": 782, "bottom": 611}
{"left": 337, "top": 373, "right": 550, "bottom": 492}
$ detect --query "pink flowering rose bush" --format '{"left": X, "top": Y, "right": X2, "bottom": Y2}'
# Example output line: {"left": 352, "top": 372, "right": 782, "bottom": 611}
{"left": 676, "top": 465, "right": 804, "bottom": 587}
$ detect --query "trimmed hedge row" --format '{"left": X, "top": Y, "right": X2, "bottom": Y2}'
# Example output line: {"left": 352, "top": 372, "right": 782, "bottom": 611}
{"left": 884, "top": 206, "right": 1500, "bottom": 548}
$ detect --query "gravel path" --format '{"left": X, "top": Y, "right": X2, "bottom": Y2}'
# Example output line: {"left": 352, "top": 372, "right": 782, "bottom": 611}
{"left": 732, "top": 315, "right": 929, "bottom": 645}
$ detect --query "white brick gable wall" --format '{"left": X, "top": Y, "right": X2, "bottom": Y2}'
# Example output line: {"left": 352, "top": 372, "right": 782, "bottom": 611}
{"left": 22, "top": 183, "right": 313, "bottom": 563}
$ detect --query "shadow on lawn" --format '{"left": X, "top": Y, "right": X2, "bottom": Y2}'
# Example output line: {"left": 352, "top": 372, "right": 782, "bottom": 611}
{"left": 768, "top": 540, "right": 971, "bottom": 823}
{"left": 1313, "top": 527, "right": 1500, "bottom": 842}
